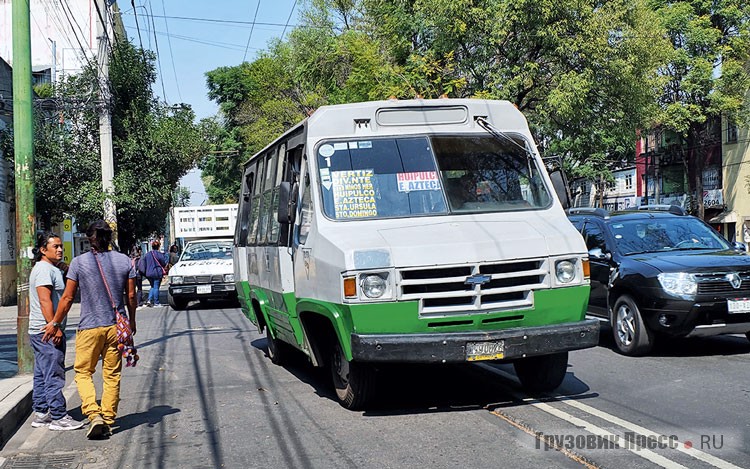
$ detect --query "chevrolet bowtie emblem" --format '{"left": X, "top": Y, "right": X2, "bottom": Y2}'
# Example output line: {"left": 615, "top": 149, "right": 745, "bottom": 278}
{"left": 465, "top": 274, "right": 491, "bottom": 286}
{"left": 726, "top": 273, "right": 742, "bottom": 289}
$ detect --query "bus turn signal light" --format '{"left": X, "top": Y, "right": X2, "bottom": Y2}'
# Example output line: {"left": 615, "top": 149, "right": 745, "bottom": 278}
{"left": 582, "top": 260, "right": 590, "bottom": 279}
{"left": 343, "top": 277, "right": 357, "bottom": 298}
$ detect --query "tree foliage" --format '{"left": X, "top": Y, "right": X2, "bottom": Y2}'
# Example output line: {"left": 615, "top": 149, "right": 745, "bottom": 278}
{"left": 30, "top": 40, "right": 208, "bottom": 250}
{"left": 201, "top": 0, "right": 750, "bottom": 209}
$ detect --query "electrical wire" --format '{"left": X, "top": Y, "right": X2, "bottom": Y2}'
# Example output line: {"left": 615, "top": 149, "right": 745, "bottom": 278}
{"left": 122, "top": 25, "right": 256, "bottom": 53}
{"left": 280, "top": 0, "right": 298, "bottom": 40}
{"left": 148, "top": 0, "right": 168, "bottom": 103}
{"left": 160, "top": 0, "right": 182, "bottom": 102}
{"left": 131, "top": 0, "right": 145, "bottom": 52}
{"left": 242, "top": 0, "right": 262, "bottom": 63}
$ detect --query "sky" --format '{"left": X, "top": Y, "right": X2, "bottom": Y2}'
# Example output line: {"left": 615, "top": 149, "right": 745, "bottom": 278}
{"left": 118, "top": 0, "right": 302, "bottom": 206}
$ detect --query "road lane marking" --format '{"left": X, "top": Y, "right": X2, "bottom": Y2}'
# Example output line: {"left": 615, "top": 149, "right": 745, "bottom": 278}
{"left": 490, "top": 408, "right": 601, "bottom": 468}
{"left": 477, "top": 363, "right": 742, "bottom": 469}
{"left": 559, "top": 398, "right": 743, "bottom": 469}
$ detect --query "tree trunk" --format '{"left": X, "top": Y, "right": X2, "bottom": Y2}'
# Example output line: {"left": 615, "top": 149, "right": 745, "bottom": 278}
{"left": 687, "top": 126, "right": 705, "bottom": 219}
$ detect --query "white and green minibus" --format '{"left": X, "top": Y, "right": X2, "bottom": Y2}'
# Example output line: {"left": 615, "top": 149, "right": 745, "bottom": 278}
{"left": 233, "top": 99, "right": 599, "bottom": 409}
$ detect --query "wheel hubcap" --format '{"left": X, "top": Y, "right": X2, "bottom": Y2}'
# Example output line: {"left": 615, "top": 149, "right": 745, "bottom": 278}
{"left": 616, "top": 305, "right": 635, "bottom": 346}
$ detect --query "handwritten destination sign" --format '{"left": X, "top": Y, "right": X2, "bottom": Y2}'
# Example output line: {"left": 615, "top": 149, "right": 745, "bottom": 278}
{"left": 396, "top": 171, "right": 440, "bottom": 192}
{"left": 332, "top": 170, "right": 378, "bottom": 218}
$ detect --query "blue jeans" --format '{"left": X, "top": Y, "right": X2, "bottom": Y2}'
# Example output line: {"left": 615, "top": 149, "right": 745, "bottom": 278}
{"left": 30, "top": 333, "right": 67, "bottom": 420}
{"left": 148, "top": 277, "right": 162, "bottom": 304}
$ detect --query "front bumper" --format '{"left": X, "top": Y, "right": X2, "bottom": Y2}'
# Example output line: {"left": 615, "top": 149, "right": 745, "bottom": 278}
{"left": 169, "top": 283, "right": 237, "bottom": 300}
{"left": 641, "top": 296, "right": 750, "bottom": 337}
{"left": 350, "top": 319, "right": 600, "bottom": 363}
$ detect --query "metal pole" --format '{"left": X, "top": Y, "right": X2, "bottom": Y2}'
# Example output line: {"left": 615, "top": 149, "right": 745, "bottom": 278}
{"left": 13, "top": 0, "right": 36, "bottom": 374}
{"left": 48, "top": 38, "right": 56, "bottom": 85}
{"left": 97, "top": 0, "right": 118, "bottom": 246}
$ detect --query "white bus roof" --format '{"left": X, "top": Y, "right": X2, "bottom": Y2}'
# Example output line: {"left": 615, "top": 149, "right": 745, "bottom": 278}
{"left": 306, "top": 98, "right": 529, "bottom": 140}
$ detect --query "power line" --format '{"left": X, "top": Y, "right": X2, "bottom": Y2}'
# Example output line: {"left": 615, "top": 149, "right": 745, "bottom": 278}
{"left": 130, "top": 0, "right": 145, "bottom": 52}
{"left": 123, "top": 25, "right": 258, "bottom": 53}
{"left": 159, "top": 0, "right": 182, "bottom": 102}
{"left": 148, "top": 0, "right": 168, "bottom": 103}
{"left": 242, "top": 0, "right": 262, "bottom": 62}
{"left": 280, "top": 0, "right": 298, "bottom": 40}
{"left": 120, "top": 12, "right": 298, "bottom": 29}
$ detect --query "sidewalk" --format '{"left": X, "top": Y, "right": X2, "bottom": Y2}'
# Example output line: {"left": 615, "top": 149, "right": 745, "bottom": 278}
{"left": 0, "top": 302, "right": 81, "bottom": 449}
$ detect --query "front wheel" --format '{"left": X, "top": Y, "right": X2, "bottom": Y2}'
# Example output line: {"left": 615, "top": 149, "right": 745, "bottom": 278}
{"left": 612, "top": 295, "right": 654, "bottom": 356}
{"left": 513, "top": 352, "right": 568, "bottom": 392}
{"left": 168, "top": 293, "right": 188, "bottom": 311}
{"left": 330, "top": 339, "right": 375, "bottom": 410}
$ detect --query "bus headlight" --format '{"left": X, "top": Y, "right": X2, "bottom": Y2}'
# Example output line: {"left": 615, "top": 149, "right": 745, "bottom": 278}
{"left": 361, "top": 274, "right": 388, "bottom": 299}
{"left": 224, "top": 274, "right": 235, "bottom": 282}
{"left": 171, "top": 276, "right": 184, "bottom": 285}
{"left": 555, "top": 260, "right": 576, "bottom": 284}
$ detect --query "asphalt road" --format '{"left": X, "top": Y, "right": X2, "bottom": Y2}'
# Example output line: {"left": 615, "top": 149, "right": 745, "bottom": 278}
{"left": 0, "top": 303, "right": 748, "bottom": 469}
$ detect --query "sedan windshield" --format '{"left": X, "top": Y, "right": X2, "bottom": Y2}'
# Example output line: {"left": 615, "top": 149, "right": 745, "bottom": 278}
{"left": 317, "top": 135, "right": 551, "bottom": 220}
{"left": 610, "top": 217, "right": 731, "bottom": 255}
{"left": 181, "top": 241, "right": 233, "bottom": 261}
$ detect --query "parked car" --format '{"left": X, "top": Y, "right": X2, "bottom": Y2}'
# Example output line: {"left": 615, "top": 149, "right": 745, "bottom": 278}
{"left": 167, "top": 239, "right": 236, "bottom": 310}
{"left": 567, "top": 205, "right": 750, "bottom": 355}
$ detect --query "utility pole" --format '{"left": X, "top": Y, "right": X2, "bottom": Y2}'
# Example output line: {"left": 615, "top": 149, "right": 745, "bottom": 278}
{"left": 96, "top": 0, "right": 118, "bottom": 246}
{"left": 48, "top": 38, "right": 56, "bottom": 85}
{"left": 13, "top": 0, "right": 35, "bottom": 374}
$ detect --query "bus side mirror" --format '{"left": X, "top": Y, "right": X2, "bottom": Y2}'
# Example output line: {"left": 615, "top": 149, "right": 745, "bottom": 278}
{"left": 549, "top": 169, "right": 570, "bottom": 210}
{"left": 277, "top": 182, "right": 298, "bottom": 225}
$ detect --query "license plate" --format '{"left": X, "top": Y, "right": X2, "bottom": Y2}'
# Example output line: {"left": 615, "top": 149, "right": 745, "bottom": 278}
{"left": 727, "top": 298, "right": 750, "bottom": 314}
{"left": 466, "top": 340, "right": 505, "bottom": 361}
{"left": 197, "top": 285, "right": 212, "bottom": 295}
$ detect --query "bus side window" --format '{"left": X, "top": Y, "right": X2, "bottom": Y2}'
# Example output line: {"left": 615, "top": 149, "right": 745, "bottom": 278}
{"left": 297, "top": 165, "right": 312, "bottom": 246}
{"left": 236, "top": 169, "right": 254, "bottom": 247}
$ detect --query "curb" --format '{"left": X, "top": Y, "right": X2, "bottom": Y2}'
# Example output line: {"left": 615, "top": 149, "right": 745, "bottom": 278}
{"left": 0, "top": 375, "right": 32, "bottom": 449}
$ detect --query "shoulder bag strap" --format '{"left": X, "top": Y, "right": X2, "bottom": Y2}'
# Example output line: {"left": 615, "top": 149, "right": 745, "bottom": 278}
{"left": 151, "top": 251, "right": 167, "bottom": 275}
{"left": 93, "top": 251, "right": 118, "bottom": 314}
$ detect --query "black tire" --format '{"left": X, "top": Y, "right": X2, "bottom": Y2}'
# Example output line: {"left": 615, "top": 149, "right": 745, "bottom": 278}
{"left": 330, "top": 339, "right": 375, "bottom": 410}
{"left": 745, "top": 331, "right": 750, "bottom": 343}
{"left": 513, "top": 351, "right": 568, "bottom": 393}
{"left": 168, "top": 293, "right": 188, "bottom": 311}
{"left": 612, "top": 294, "right": 654, "bottom": 356}
{"left": 266, "top": 327, "right": 289, "bottom": 366}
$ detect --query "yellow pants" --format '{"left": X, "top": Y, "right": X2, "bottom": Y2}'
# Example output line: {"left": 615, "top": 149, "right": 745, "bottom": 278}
{"left": 74, "top": 325, "right": 122, "bottom": 425}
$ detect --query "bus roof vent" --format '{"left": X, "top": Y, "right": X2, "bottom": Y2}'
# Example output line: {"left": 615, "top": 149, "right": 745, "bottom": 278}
{"left": 376, "top": 106, "right": 468, "bottom": 126}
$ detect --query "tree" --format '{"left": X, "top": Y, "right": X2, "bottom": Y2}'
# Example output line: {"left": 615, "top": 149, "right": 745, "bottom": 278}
{"left": 650, "top": 0, "right": 750, "bottom": 218}
{"left": 29, "top": 40, "right": 208, "bottom": 250}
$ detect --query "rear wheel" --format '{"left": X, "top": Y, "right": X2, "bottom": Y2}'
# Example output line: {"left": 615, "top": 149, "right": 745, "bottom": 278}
{"left": 168, "top": 293, "right": 188, "bottom": 311}
{"left": 330, "top": 339, "right": 375, "bottom": 410}
{"left": 266, "top": 327, "right": 289, "bottom": 366}
{"left": 513, "top": 352, "right": 568, "bottom": 392}
{"left": 745, "top": 332, "right": 750, "bottom": 343}
{"left": 612, "top": 295, "right": 654, "bottom": 356}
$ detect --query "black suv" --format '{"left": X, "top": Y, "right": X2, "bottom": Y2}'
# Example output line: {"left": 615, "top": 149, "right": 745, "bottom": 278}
{"left": 567, "top": 206, "right": 750, "bottom": 356}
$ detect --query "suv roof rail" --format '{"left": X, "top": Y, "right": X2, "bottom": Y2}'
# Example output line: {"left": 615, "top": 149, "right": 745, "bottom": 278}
{"left": 637, "top": 204, "right": 686, "bottom": 216}
{"left": 566, "top": 207, "right": 610, "bottom": 218}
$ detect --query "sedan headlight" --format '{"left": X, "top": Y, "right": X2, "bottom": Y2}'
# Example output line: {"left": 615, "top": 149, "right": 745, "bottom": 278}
{"left": 171, "top": 276, "right": 184, "bottom": 285}
{"left": 224, "top": 274, "right": 235, "bottom": 282}
{"left": 555, "top": 260, "right": 576, "bottom": 284}
{"left": 658, "top": 272, "right": 697, "bottom": 299}
{"left": 360, "top": 274, "right": 388, "bottom": 299}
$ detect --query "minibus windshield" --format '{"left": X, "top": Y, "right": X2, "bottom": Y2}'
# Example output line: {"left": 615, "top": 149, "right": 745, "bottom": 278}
{"left": 317, "top": 135, "right": 551, "bottom": 220}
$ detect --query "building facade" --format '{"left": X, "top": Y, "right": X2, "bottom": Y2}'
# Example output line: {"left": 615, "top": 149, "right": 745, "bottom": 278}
{"left": 720, "top": 119, "right": 750, "bottom": 245}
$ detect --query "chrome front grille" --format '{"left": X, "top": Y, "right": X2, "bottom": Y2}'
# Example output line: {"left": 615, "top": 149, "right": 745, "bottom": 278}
{"left": 696, "top": 272, "right": 750, "bottom": 296}
{"left": 183, "top": 275, "right": 224, "bottom": 284}
{"left": 399, "top": 259, "right": 549, "bottom": 318}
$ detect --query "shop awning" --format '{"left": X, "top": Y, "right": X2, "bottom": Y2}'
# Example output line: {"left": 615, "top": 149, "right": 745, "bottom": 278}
{"left": 709, "top": 211, "right": 738, "bottom": 224}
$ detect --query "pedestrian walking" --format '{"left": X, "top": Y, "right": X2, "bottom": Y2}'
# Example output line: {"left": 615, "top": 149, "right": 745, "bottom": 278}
{"left": 130, "top": 246, "right": 144, "bottom": 307}
{"left": 167, "top": 244, "right": 179, "bottom": 270}
{"left": 43, "top": 220, "right": 137, "bottom": 439}
{"left": 29, "top": 232, "right": 85, "bottom": 431}
{"left": 143, "top": 240, "right": 168, "bottom": 307}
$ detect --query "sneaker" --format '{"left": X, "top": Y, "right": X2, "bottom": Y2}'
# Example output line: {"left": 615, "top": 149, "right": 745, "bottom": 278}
{"left": 145, "top": 302, "right": 153, "bottom": 308}
{"left": 31, "top": 411, "right": 52, "bottom": 428}
{"left": 87, "top": 414, "right": 108, "bottom": 439}
{"left": 49, "top": 415, "right": 85, "bottom": 431}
